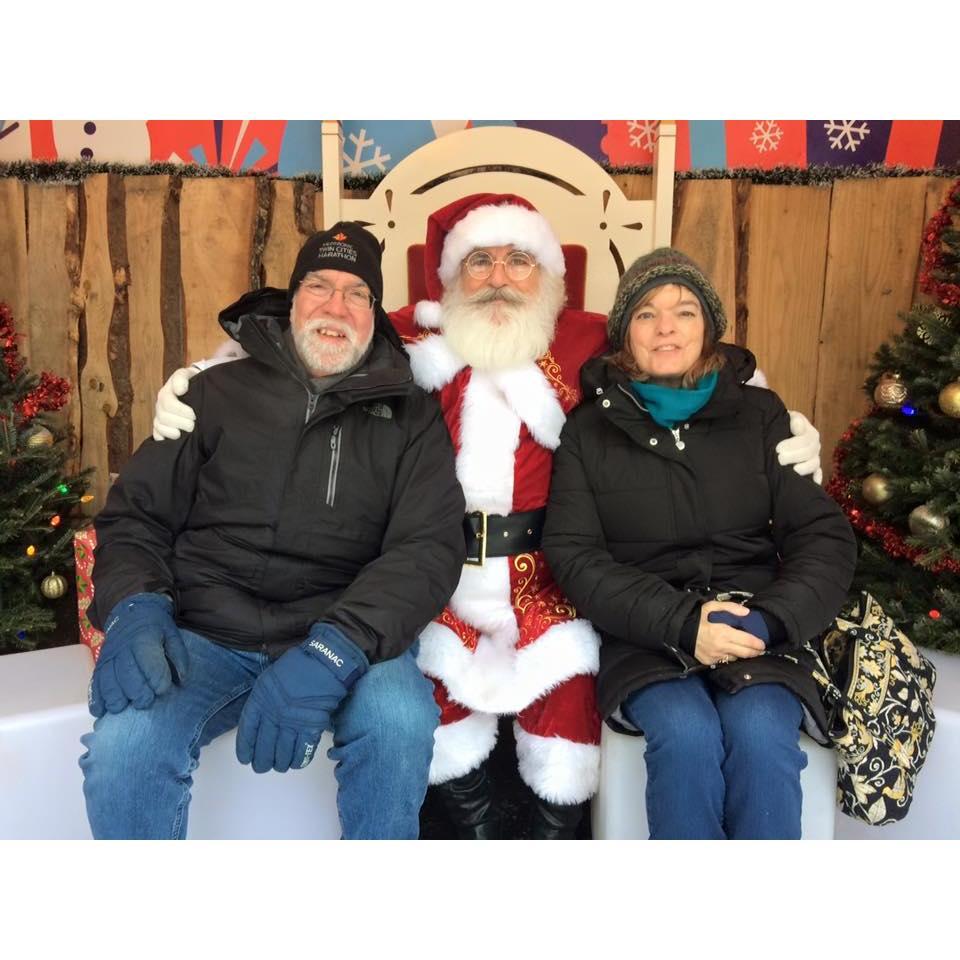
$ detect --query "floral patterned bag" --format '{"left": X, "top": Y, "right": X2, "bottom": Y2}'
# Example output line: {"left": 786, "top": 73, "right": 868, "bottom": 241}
{"left": 805, "top": 591, "right": 937, "bottom": 826}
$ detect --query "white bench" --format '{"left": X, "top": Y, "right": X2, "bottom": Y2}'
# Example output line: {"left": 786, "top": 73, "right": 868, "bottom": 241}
{"left": 5, "top": 642, "right": 957, "bottom": 839}
{"left": 0, "top": 644, "right": 341, "bottom": 840}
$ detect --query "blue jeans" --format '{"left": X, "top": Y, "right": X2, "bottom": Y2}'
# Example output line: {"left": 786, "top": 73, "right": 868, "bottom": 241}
{"left": 79, "top": 629, "right": 439, "bottom": 839}
{"left": 621, "top": 674, "right": 807, "bottom": 839}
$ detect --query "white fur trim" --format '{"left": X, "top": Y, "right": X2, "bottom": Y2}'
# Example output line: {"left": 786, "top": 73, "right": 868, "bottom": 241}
{"left": 449, "top": 558, "right": 517, "bottom": 640}
{"left": 414, "top": 300, "right": 444, "bottom": 329}
{"left": 405, "top": 333, "right": 465, "bottom": 392}
{"left": 489, "top": 365, "right": 566, "bottom": 451}
{"left": 438, "top": 204, "right": 565, "bottom": 289}
{"left": 746, "top": 366, "right": 769, "bottom": 389}
{"left": 428, "top": 711, "right": 499, "bottom": 785}
{"left": 456, "top": 372, "right": 521, "bottom": 515}
{"left": 416, "top": 617, "right": 600, "bottom": 716}
{"left": 514, "top": 723, "right": 600, "bottom": 803}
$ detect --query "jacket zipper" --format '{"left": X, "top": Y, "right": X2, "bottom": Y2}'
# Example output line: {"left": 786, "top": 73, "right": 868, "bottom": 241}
{"left": 304, "top": 391, "right": 319, "bottom": 424}
{"left": 326, "top": 425, "right": 342, "bottom": 507}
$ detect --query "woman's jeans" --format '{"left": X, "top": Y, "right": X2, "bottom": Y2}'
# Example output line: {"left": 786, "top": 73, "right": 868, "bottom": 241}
{"left": 621, "top": 674, "right": 807, "bottom": 839}
{"left": 79, "top": 629, "right": 439, "bottom": 839}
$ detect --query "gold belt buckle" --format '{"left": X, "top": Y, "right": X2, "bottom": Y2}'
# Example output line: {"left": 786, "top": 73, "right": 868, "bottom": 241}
{"left": 464, "top": 510, "right": 488, "bottom": 567}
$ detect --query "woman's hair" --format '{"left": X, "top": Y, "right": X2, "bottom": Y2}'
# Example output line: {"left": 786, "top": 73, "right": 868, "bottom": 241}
{"left": 607, "top": 283, "right": 726, "bottom": 387}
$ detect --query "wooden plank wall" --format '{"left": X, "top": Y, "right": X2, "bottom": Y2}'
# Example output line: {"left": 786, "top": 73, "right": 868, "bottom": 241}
{"left": 0, "top": 172, "right": 953, "bottom": 514}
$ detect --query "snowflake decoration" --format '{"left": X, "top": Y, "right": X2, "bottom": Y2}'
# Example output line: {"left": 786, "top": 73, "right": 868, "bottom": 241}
{"left": 343, "top": 129, "right": 392, "bottom": 176}
{"left": 823, "top": 121, "right": 871, "bottom": 153}
{"left": 750, "top": 121, "right": 783, "bottom": 154}
{"left": 627, "top": 120, "right": 659, "bottom": 152}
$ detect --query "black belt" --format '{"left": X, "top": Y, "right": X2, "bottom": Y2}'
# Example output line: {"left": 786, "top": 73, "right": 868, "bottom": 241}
{"left": 463, "top": 508, "right": 546, "bottom": 566}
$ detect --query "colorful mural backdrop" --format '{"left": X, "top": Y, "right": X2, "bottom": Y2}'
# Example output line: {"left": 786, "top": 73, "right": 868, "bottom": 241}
{"left": 2, "top": 120, "right": 958, "bottom": 174}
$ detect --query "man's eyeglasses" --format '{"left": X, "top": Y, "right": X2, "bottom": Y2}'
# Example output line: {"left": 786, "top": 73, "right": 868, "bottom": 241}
{"left": 463, "top": 250, "right": 538, "bottom": 282}
{"left": 299, "top": 279, "right": 375, "bottom": 311}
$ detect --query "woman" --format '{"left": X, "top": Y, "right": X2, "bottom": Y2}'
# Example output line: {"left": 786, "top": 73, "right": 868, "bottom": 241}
{"left": 542, "top": 248, "right": 857, "bottom": 839}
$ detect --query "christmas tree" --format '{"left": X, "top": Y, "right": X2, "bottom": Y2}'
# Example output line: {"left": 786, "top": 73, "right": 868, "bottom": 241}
{"left": 827, "top": 180, "right": 960, "bottom": 653}
{"left": 0, "top": 301, "right": 92, "bottom": 653}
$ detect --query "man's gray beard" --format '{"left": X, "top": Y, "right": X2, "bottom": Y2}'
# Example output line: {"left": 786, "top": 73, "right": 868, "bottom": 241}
{"left": 293, "top": 315, "right": 371, "bottom": 375}
{"left": 440, "top": 272, "right": 566, "bottom": 371}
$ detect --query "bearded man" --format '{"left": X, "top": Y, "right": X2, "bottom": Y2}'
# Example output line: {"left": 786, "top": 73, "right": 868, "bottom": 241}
{"left": 153, "top": 194, "right": 823, "bottom": 839}
{"left": 82, "top": 223, "right": 465, "bottom": 840}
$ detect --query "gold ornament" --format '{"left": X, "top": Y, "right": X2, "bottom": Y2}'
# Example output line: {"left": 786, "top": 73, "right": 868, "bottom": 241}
{"left": 26, "top": 426, "right": 54, "bottom": 448}
{"left": 861, "top": 473, "right": 893, "bottom": 506}
{"left": 874, "top": 372, "right": 909, "bottom": 409}
{"left": 908, "top": 504, "right": 950, "bottom": 539}
{"left": 939, "top": 381, "right": 960, "bottom": 418}
{"left": 40, "top": 572, "right": 67, "bottom": 600}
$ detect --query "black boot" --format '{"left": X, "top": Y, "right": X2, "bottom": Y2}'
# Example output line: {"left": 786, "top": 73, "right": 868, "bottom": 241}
{"left": 528, "top": 796, "right": 585, "bottom": 840}
{"left": 434, "top": 763, "right": 501, "bottom": 840}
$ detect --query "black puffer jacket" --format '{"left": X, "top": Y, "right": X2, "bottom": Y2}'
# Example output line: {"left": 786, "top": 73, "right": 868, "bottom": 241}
{"left": 92, "top": 288, "right": 466, "bottom": 662}
{"left": 542, "top": 347, "right": 857, "bottom": 738}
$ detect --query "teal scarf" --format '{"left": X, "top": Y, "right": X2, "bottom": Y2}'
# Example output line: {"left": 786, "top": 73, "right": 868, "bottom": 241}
{"left": 629, "top": 371, "right": 719, "bottom": 428}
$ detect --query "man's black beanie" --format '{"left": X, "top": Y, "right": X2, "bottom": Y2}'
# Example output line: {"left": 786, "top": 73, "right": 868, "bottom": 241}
{"left": 287, "top": 221, "right": 384, "bottom": 305}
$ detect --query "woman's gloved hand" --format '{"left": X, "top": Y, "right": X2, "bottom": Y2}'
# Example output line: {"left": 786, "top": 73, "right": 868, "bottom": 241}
{"left": 693, "top": 601, "right": 766, "bottom": 667}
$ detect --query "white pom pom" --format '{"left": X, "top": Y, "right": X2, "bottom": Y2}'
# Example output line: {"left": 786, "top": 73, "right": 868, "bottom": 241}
{"left": 414, "top": 300, "right": 444, "bottom": 329}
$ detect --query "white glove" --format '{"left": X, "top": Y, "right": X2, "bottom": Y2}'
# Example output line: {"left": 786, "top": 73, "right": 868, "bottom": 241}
{"left": 776, "top": 410, "right": 823, "bottom": 485}
{"left": 152, "top": 367, "right": 200, "bottom": 441}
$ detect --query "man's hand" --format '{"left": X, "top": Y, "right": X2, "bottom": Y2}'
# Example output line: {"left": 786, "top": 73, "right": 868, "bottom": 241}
{"left": 89, "top": 593, "right": 188, "bottom": 717}
{"left": 153, "top": 367, "right": 199, "bottom": 441}
{"left": 776, "top": 410, "right": 823, "bottom": 485}
{"left": 693, "top": 601, "right": 766, "bottom": 667}
{"left": 236, "top": 622, "right": 369, "bottom": 774}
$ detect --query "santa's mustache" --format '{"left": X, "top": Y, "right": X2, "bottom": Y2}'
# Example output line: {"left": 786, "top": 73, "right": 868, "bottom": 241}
{"left": 465, "top": 286, "right": 527, "bottom": 305}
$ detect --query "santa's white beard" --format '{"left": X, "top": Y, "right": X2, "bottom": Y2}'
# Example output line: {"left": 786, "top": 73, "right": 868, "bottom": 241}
{"left": 441, "top": 273, "right": 565, "bottom": 371}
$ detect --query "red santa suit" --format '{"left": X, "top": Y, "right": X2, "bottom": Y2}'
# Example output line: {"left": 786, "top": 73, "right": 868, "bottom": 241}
{"left": 390, "top": 194, "right": 607, "bottom": 805}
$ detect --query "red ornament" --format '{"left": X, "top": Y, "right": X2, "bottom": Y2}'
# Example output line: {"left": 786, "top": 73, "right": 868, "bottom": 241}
{"left": 929, "top": 610, "right": 941, "bottom": 620}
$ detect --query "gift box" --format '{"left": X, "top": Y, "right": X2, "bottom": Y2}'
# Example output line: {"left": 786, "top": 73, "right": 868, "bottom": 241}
{"left": 73, "top": 527, "right": 103, "bottom": 661}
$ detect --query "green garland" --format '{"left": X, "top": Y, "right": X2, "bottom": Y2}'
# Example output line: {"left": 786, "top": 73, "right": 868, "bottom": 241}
{"left": 3, "top": 159, "right": 959, "bottom": 189}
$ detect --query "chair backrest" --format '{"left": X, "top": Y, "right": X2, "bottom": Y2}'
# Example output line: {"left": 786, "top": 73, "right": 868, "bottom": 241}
{"left": 321, "top": 122, "right": 676, "bottom": 314}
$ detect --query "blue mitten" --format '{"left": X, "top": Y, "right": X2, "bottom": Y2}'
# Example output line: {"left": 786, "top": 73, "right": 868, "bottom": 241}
{"left": 707, "top": 609, "right": 770, "bottom": 646}
{"left": 236, "top": 622, "right": 369, "bottom": 774}
{"left": 89, "top": 593, "right": 188, "bottom": 717}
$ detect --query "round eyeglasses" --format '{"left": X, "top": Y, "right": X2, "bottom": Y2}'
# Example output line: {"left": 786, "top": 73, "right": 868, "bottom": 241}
{"left": 299, "top": 279, "right": 375, "bottom": 311}
{"left": 463, "top": 249, "right": 538, "bottom": 282}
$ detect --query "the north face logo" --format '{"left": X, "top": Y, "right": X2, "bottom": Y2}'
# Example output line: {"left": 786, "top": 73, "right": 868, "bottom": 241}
{"left": 363, "top": 402, "right": 393, "bottom": 419}
{"left": 334, "top": 232, "right": 347, "bottom": 241}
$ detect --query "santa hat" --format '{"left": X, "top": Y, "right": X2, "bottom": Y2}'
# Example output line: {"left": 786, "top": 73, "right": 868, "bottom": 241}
{"left": 415, "top": 193, "right": 565, "bottom": 329}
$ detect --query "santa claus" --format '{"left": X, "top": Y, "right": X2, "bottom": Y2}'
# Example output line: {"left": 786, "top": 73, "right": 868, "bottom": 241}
{"left": 152, "top": 192, "right": 822, "bottom": 839}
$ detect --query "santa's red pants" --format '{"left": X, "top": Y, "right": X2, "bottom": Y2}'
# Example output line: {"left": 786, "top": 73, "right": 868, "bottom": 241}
{"left": 428, "top": 672, "right": 601, "bottom": 804}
